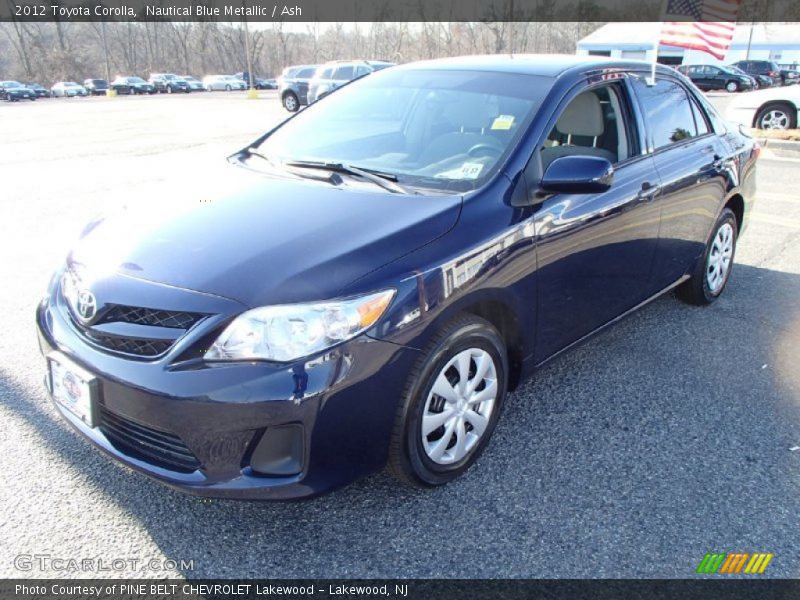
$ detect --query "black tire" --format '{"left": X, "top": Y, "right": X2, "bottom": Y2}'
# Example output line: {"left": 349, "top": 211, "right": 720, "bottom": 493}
{"left": 725, "top": 80, "right": 739, "bottom": 93}
{"left": 282, "top": 92, "right": 300, "bottom": 112}
{"left": 387, "top": 314, "right": 508, "bottom": 488}
{"left": 225, "top": 84, "right": 231, "bottom": 91}
{"left": 167, "top": 85, "right": 173, "bottom": 94}
{"left": 754, "top": 102, "right": 797, "bottom": 130}
{"left": 677, "top": 208, "right": 738, "bottom": 306}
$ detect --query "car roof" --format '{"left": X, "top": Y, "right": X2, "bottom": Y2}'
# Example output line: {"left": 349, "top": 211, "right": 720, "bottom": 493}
{"left": 391, "top": 54, "right": 671, "bottom": 78}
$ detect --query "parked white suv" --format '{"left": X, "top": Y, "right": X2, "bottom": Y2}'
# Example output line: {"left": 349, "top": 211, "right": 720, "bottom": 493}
{"left": 306, "top": 60, "right": 393, "bottom": 104}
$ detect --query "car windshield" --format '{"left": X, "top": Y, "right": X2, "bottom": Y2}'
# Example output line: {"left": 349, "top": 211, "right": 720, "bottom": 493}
{"left": 65, "top": 82, "right": 79, "bottom": 87}
{"left": 129, "top": 77, "right": 145, "bottom": 83}
{"left": 4, "top": 81, "right": 22, "bottom": 88}
{"left": 254, "top": 68, "right": 552, "bottom": 193}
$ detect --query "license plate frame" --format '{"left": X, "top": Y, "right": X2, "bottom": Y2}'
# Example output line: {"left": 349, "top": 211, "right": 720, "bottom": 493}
{"left": 48, "top": 352, "right": 99, "bottom": 428}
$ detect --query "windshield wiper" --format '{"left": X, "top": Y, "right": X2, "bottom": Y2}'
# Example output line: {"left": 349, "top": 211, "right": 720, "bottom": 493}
{"left": 243, "top": 149, "right": 342, "bottom": 184}
{"left": 284, "top": 160, "right": 418, "bottom": 195}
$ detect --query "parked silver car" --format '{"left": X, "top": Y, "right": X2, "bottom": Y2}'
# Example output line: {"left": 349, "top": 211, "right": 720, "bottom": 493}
{"left": 306, "top": 60, "right": 393, "bottom": 104}
{"left": 50, "top": 82, "right": 88, "bottom": 97}
{"left": 202, "top": 75, "right": 246, "bottom": 91}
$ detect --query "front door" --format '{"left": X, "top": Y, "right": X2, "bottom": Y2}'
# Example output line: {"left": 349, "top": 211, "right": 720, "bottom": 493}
{"left": 533, "top": 80, "right": 662, "bottom": 363}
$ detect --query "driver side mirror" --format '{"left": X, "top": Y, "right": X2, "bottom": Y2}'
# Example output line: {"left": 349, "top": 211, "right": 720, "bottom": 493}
{"left": 541, "top": 155, "right": 614, "bottom": 194}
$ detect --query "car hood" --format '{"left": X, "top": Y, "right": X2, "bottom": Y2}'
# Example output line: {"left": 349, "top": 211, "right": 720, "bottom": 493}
{"left": 68, "top": 164, "right": 461, "bottom": 308}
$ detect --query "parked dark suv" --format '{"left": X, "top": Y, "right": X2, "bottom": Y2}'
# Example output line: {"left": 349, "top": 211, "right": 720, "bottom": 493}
{"left": 777, "top": 65, "right": 799, "bottom": 86}
{"left": 277, "top": 64, "right": 319, "bottom": 112}
{"left": 676, "top": 64, "right": 753, "bottom": 92}
{"left": 83, "top": 79, "right": 109, "bottom": 96}
{"left": 149, "top": 73, "right": 190, "bottom": 93}
{"left": 731, "top": 60, "right": 782, "bottom": 85}
{"left": 37, "top": 56, "right": 758, "bottom": 500}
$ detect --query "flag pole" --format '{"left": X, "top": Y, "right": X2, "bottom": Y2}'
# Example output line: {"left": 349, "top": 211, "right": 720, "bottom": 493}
{"left": 650, "top": 0, "right": 670, "bottom": 86}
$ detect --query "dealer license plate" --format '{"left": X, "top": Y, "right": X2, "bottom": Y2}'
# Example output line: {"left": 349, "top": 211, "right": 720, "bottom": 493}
{"left": 48, "top": 352, "right": 98, "bottom": 428}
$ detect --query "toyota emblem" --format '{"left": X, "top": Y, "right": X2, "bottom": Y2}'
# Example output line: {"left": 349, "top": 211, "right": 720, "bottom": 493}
{"left": 76, "top": 289, "right": 97, "bottom": 322}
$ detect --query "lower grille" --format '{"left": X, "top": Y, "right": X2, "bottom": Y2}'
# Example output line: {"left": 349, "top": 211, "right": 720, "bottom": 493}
{"left": 99, "top": 406, "right": 200, "bottom": 473}
{"left": 84, "top": 332, "right": 172, "bottom": 357}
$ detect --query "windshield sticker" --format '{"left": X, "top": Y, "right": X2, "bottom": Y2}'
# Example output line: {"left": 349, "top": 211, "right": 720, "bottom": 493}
{"left": 491, "top": 115, "right": 515, "bottom": 130}
{"left": 437, "top": 162, "right": 484, "bottom": 180}
{"left": 460, "top": 163, "right": 484, "bottom": 178}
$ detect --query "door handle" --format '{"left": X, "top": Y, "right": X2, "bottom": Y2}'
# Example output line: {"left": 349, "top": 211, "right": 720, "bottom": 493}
{"left": 637, "top": 181, "right": 660, "bottom": 202}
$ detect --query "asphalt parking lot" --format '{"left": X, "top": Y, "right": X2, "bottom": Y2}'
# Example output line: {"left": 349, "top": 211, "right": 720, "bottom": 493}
{"left": 1, "top": 91, "right": 798, "bottom": 579}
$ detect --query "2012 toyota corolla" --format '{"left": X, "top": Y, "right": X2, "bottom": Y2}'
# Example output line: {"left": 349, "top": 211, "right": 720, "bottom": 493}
{"left": 37, "top": 56, "right": 758, "bottom": 499}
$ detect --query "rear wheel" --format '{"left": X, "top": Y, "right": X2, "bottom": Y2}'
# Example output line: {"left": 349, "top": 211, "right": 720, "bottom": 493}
{"left": 677, "top": 208, "right": 738, "bottom": 306}
{"left": 388, "top": 315, "right": 508, "bottom": 488}
{"left": 755, "top": 103, "right": 796, "bottom": 130}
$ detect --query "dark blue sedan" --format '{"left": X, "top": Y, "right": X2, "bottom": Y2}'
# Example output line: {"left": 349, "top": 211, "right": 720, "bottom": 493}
{"left": 36, "top": 56, "right": 758, "bottom": 499}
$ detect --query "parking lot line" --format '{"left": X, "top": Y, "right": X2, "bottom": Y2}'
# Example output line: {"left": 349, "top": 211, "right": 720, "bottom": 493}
{"left": 749, "top": 212, "right": 800, "bottom": 230}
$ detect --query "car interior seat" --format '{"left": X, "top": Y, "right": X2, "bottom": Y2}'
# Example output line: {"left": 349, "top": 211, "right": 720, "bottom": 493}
{"left": 540, "top": 91, "right": 617, "bottom": 171}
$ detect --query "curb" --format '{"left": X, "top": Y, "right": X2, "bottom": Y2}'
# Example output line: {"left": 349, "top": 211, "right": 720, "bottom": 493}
{"left": 756, "top": 138, "right": 800, "bottom": 159}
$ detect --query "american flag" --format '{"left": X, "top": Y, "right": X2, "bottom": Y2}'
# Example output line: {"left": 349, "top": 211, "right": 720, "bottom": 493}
{"left": 659, "top": 0, "right": 742, "bottom": 60}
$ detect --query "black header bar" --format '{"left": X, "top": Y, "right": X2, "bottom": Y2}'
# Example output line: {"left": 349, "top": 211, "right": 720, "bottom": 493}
{"left": 1, "top": 0, "right": 799, "bottom": 22}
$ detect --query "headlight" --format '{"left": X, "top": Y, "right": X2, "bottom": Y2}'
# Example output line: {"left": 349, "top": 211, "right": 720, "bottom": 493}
{"left": 205, "top": 290, "right": 395, "bottom": 362}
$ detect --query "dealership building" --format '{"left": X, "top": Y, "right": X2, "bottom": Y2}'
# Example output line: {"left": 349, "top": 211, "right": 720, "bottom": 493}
{"left": 576, "top": 23, "right": 800, "bottom": 67}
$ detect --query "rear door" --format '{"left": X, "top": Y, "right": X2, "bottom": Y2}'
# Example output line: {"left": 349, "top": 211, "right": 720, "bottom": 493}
{"left": 295, "top": 67, "right": 316, "bottom": 102}
{"left": 628, "top": 75, "right": 731, "bottom": 288}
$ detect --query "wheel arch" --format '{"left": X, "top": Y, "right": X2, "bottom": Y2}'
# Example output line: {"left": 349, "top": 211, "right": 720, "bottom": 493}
{"left": 724, "top": 193, "right": 745, "bottom": 233}
{"left": 457, "top": 298, "right": 525, "bottom": 392}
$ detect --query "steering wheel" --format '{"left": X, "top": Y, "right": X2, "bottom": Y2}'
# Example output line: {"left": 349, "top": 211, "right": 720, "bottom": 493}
{"left": 467, "top": 141, "right": 503, "bottom": 158}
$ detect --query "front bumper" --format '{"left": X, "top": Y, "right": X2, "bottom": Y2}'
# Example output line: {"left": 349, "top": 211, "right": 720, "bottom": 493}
{"left": 36, "top": 279, "right": 419, "bottom": 499}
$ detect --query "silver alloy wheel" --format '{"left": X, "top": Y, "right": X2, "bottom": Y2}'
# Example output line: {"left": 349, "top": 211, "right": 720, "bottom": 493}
{"left": 421, "top": 348, "right": 498, "bottom": 465}
{"left": 284, "top": 94, "right": 298, "bottom": 111}
{"left": 759, "top": 109, "right": 790, "bottom": 130}
{"left": 706, "top": 222, "right": 734, "bottom": 293}
{"left": 726, "top": 81, "right": 738, "bottom": 93}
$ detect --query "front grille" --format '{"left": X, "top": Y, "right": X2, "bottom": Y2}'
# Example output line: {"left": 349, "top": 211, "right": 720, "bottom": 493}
{"left": 99, "top": 406, "right": 201, "bottom": 473}
{"left": 65, "top": 302, "right": 209, "bottom": 358}
{"left": 100, "top": 305, "right": 205, "bottom": 329}
{"left": 84, "top": 331, "right": 172, "bottom": 357}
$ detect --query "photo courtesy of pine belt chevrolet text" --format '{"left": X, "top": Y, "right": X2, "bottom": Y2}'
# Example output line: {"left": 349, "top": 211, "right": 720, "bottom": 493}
{"left": 36, "top": 55, "right": 758, "bottom": 499}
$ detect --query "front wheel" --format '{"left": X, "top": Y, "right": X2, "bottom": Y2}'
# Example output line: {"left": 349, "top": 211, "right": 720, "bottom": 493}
{"left": 388, "top": 315, "right": 508, "bottom": 488}
{"left": 282, "top": 92, "right": 299, "bottom": 112}
{"left": 225, "top": 84, "right": 231, "bottom": 91}
{"left": 725, "top": 80, "right": 739, "bottom": 93}
{"left": 677, "top": 208, "right": 738, "bottom": 306}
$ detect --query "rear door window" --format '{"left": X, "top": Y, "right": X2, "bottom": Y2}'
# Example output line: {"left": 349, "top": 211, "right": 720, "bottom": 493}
{"left": 334, "top": 66, "right": 355, "bottom": 81}
{"left": 631, "top": 78, "right": 699, "bottom": 150}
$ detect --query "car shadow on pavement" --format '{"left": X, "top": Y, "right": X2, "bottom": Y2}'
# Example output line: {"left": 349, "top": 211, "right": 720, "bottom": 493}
{"left": 2, "top": 263, "right": 799, "bottom": 578}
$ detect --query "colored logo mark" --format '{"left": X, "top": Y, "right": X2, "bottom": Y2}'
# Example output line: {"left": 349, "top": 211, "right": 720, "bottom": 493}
{"left": 696, "top": 553, "right": 773, "bottom": 574}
